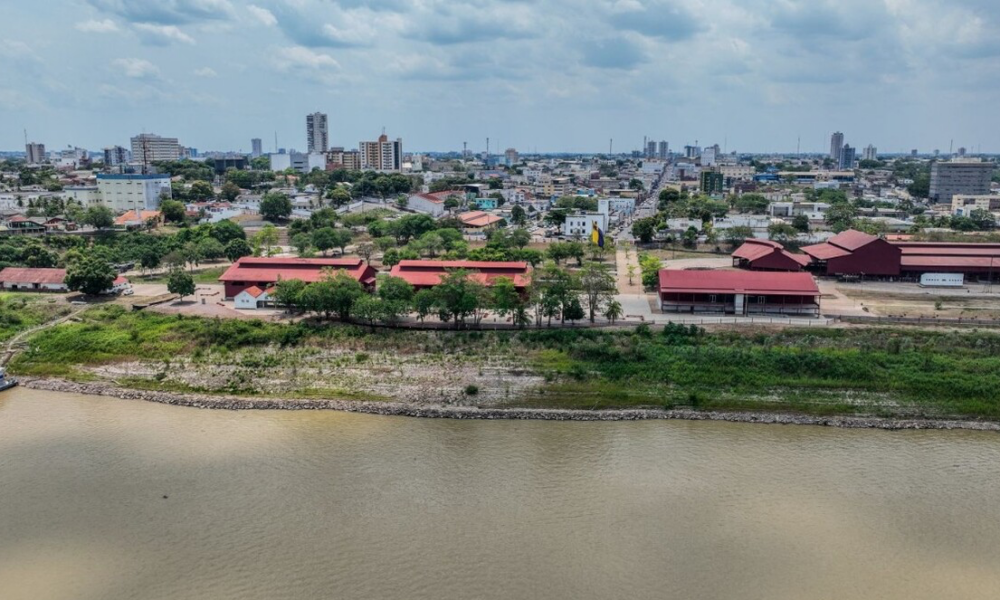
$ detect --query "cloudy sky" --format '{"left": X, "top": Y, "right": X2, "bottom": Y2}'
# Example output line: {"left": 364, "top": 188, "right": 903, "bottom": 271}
{"left": 2, "top": 0, "right": 999, "bottom": 154}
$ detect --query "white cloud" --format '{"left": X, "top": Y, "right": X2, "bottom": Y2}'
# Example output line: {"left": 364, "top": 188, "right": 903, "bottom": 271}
{"left": 0, "top": 40, "right": 41, "bottom": 61}
{"left": 194, "top": 66, "right": 217, "bottom": 77}
{"left": 270, "top": 46, "right": 340, "bottom": 71}
{"left": 113, "top": 57, "right": 161, "bottom": 78}
{"left": 134, "top": 23, "right": 196, "bottom": 45}
{"left": 75, "top": 19, "right": 119, "bottom": 33}
{"left": 247, "top": 5, "right": 277, "bottom": 26}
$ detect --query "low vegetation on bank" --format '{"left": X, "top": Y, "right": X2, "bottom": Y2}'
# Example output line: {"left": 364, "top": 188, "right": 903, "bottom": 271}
{"left": 0, "top": 293, "right": 72, "bottom": 343}
{"left": 10, "top": 307, "right": 1000, "bottom": 420}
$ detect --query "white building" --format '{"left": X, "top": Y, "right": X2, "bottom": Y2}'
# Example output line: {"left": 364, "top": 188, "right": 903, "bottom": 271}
{"left": 597, "top": 197, "right": 636, "bottom": 217}
{"left": 131, "top": 133, "right": 181, "bottom": 165}
{"left": 234, "top": 286, "right": 271, "bottom": 310}
{"left": 407, "top": 193, "right": 447, "bottom": 217}
{"left": 269, "top": 152, "right": 327, "bottom": 173}
{"left": 360, "top": 134, "right": 402, "bottom": 172}
{"left": 96, "top": 174, "right": 171, "bottom": 213}
{"left": 563, "top": 212, "right": 608, "bottom": 238}
{"left": 719, "top": 165, "right": 754, "bottom": 181}
{"left": 25, "top": 142, "right": 46, "bottom": 165}
{"left": 62, "top": 186, "right": 102, "bottom": 206}
{"left": 306, "top": 112, "right": 329, "bottom": 153}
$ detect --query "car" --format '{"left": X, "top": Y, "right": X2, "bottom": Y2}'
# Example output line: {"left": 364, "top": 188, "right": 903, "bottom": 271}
{"left": 121, "top": 288, "right": 134, "bottom": 296}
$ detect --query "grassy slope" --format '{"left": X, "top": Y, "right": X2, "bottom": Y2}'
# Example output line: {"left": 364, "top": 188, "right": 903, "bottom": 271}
{"left": 11, "top": 308, "right": 1000, "bottom": 420}
{"left": 0, "top": 293, "right": 73, "bottom": 343}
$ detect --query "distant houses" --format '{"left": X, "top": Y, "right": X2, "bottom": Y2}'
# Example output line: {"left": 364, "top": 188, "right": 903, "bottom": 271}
{"left": 389, "top": 260, "right": 531, "bottom": 292}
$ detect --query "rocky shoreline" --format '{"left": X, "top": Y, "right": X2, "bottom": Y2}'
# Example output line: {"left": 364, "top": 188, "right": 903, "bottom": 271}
{"left": 17, "top": 377, "right": 1000, "bottom": 432}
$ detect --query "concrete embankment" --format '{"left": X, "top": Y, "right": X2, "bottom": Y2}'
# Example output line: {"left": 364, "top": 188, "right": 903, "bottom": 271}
{"left": 17, "top": 377, "right": 1000, "bottom": 432}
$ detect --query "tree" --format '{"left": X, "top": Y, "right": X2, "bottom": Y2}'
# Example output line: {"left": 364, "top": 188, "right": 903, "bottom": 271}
{"left": 791, "top": 214, "right": 811, "bottom": 233}
{"left": 658, "top": 188, "right": 680, "bottom": 210}
{"left": 724, "top": 226, "right": 754, "bottom": 249}
{"left": 603, "top": 299, "right": 623, "bottom": 324}
{"left": 312, "top": 227, "right": 336, "bottom": 255}
{"left": 626, "top": 264, "right": 636, "bottom": 285}
{"left": 825, "top": 202, "right": 858, "bottom": 233}
{"left": 211, "top": 219, "right": 246, "bottom": 244}
{"left": 632, "top": 217, "right": 657, "bottom": 243}
{"left": 291, "top": 233, "right": 312, "bottom": 256}
{"left": 969, "top": 209, "right": 997, "bottom": 231}
{"left": 510, "top": 228, "right": 531, "bottom": 249}
{"left": 272, "top": 278, "right": 307, "bottom": 312}
{"left": 510, "top": 204, "right": 527, "bottom": 225}
{"left": 767, "top": 222, "right": 798, "bottom": 243}
{"left": 413, "top": 289, "right": 436, "bottom": 322}
{"left": 167, "top": 269, "right": 195, "bottom": 301}
{"left": 733, "top": 193, "right": 769, "bottom": 214}
{"left": 378, "top": 274, "right": 415, "bottom": 305}
{"left": 160, "top": 200, "right": 187, "bottom": 223}
{"left": 83, "top": 205, "right": 115, "bottom": 230}
{"left": 326, "top": 270, "right": 366, "bottom": 320}
{"left": 65, "top": 255, "right": 116, "bottom": 296}
{"left": 491, "top": 276, "right": 521, "bottom": 319}
{"left": 579, "top": 263, "right": 616, "bottom": 323}
{"left": 139, "top": 247, "right": 161, "bottom": 274}
{"left": 682, "top": 226, "right": 699, "bottom": 249}
{"left": 220, "top": 181, "right": 241, "bottom": 202}
{"left": 433, "top": 270, "right": 486, "bottom": 328}
{"left": 189, "top": 180, "right": 215, "bottom": 201}
{"left": 260, "top": 192, "right": 292, "bottom": 221}
{"left": 225, "top": 238, "right": 252, "bottom": 262}
{"left": 197, "top": 237, "right": 226, "bottom": 261}
{"left": 326, "top": 187, "right": 352, "bottom": 207}
{"left": 638, "top": 254, "right": 662, "bottom": 288}
{"left": 352, "top": 295, "right": 385, "bottom": 331}
{"left": 254, "top": 224, "right": 279, "bottom": 256}
{"left": 356, "top": 242, "right": 375, "bottom": 264}
{"left": 563, "top": 297, "right": 585, "bottom": 322}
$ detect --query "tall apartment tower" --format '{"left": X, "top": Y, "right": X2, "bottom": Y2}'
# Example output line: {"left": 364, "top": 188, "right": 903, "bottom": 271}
{"left": 829, "top": 132, "right": 845, "bottom": 161}
{"left": 25, "top": 142, "right": 46, "bottom": 165}
{"left": 862, "top": 145, "right": 877, "bottom": 161}
{"left": 251, "top": 138, "right": 263, "bottom": 158}
{"left": 838, "top": 144, "right": 856, "bottom": 170}
{"left": 103, "top": 145, "right": 129, "bottom": 166}
{"left": 359, "top": 133, "right": 402, "bottom": 172}
{"left": 130, "top": 133, "right": 181, "bottom": 166}
{"left": 657, "top": 141, "right": 668, "bottom": 159}
{"left": 306, "top": 112, "right": 328, "bottom": 153}
{"left": 929, "top": 159, "right": 994, "bottom": 202}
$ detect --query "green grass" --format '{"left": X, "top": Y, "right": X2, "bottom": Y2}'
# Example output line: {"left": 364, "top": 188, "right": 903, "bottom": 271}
{"left": 0, "top": 293, "right": 73, "bottom": 343}
{"left": 12, "top": 309, "right": 1000, "bottom": 420}
{"left": 139, "top": 265, "right": 227, "bottom": 285}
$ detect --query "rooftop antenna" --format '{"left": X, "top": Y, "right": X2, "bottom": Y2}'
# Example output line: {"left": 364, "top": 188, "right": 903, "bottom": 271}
{"left": 23, "top": 128, "right": 28, "bottom": 147}
{"left": 463, "top": 141, "right": 467, "bottom": 158}
{"left": 609, "top": 138, "right": 613, "bottom": 156}
{"left": 274, "top": 131, "right": 278, "bottom": 153}
{"left": 950, "top": 139, "right": 954, "bottom": 154}
{"left": 797, "top": 135, "right": 801, "bottom": 156}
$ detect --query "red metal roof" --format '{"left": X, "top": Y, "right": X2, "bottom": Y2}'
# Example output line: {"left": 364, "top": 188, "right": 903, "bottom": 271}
{"left": 901, "top": 256, "right": 1000, "bottom": 269}
{"left": 219, "top": 257, "right": 375, "bottom": 285}
{"left": 895, "top": 244, "right": 1000, "bottom": 257}
{"left": 658, "top": 269, "right": 819, "bottom": 296}
{"left": 801, "top": 242, "right": 852, "bottom": 260}
{"left": 828, "top": 229, "right": 879, "bottom": 251}
{"left": 458, "top": 211, "right": 503, "bottom": 228}
{"left": 732, "top": 241, "right": 776, "bottom": 262}
{"left": 0, "top": 267, "right": 67, "bottom": 285}
{"left": 390, "top": 260, "right": 531, "bottom": 288}
{"left": 241, "top": 286, "right": 266, "bottom": 298}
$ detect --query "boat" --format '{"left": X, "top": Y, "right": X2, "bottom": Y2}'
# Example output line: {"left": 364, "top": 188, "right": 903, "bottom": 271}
{"left": 0, "top": 368, "right": 18, "bottom": 392}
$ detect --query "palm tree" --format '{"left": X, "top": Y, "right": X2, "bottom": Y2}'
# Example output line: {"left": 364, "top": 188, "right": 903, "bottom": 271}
{"left": 603, "top": 299, "right": 623, "bottom": 324}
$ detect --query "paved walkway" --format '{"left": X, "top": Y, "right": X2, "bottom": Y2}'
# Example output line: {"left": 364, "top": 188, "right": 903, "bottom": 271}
{"left": 615, "top": 248, "right": 643, "bottom": 294}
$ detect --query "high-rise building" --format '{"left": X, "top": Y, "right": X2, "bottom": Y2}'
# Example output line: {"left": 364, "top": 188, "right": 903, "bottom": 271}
{"left": 130, "top": 133, "right": 181, "bottom": 165}
{"left": 103, "top": 146, "right": 129, "bottom": 167}
{"left": 25, "top": 142, "right": 46, "bottom": 165}
{"left": 96, "top": 173, "right": 171, "bottom": 212}
{"left": 830, "top": 132, "right": 844, "bottom": 161}
{"left": 646, "top": 140, "right": 657, "bottom": 159}
{"left": 359, "top": 133, "right": 402, "bottom": 172}
{"left": 699, "top": 170, "right": 725, "bottom": 195}
{"left": 929, "top": 159, "right": 994, "bottom": 202}
{"left": 862, "top": 145, "right": 877, "bottom": 161}
{"left": 838, "top": 144, "right": 856, "bottom": 170}
{"left": 957, "top": 147, "right": 967, "bottom": 157}
{"left": 326, "top": 148, "right": 362, "bottom": 171}
{"left": 684, "top": 145, "right": 700, "bottom": 159}
{"left": 504, "top": 148, "right": 519, "bottom": 167}
{"left": 657, "top": 141, "right": 668, "bottom": 160}
{"left": 306, "top": 112, "right": 328, "bottom": 153}
{"left": 701, "top": 146, "right": 718, "bottom": 167}
{"left": 910, "top": 149, "right": 918, "bottom": 157}
{"left": 251, "top": 138, "right": 263, "bottom": 158}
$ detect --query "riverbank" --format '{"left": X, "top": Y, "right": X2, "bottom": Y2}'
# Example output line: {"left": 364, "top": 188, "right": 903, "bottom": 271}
{"left": 18, "top": 377, "right": 1000, "bottom": 432}
{"left": 10, "top": 306, "right": 1000, "bottom": 422}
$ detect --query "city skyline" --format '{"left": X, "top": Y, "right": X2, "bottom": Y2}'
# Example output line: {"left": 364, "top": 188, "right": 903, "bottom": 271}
{"left": 3, "top": 0, "right": 1000, "bottom": 153}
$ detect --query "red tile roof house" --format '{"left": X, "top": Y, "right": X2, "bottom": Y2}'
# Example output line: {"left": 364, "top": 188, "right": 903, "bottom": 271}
{"left": 731, "top": 238, "right": 811, "bottom": 271}
{"left": 218, "top": 257, "right": 377, "bottom": 300}
{"left": 0, "top": 267, "right": 68, "bottom": 292}
{"left": 388, "top": 260, "right": 532, "bottom": 292}
{"left": 658, "top": 269, "right": 820, "bottom": 316}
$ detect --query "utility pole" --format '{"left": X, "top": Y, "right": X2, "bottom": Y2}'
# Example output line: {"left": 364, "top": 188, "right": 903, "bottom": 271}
{"left": 609, "top": 138, "right": 613, "bottom": 156}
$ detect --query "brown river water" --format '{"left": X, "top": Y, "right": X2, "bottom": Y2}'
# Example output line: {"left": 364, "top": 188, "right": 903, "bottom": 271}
{"left": 2, "top": 387, "right": 1000, "bottom": 600}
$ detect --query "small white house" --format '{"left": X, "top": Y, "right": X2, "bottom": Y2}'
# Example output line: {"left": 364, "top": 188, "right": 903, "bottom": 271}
{"left": 233, "top": 286, "right": 272, "bottom": 310}
{"left": 563, "top": 212, "right": 608, "bottom": 238}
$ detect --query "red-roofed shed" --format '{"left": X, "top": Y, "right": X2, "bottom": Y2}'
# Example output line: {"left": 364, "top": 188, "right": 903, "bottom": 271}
{"left": 658, "top": 269, "right": 820, "bottom": 316}
{"left": 389, "top": 260, "right": 531, "bottom": 291}
{"left": 732, "top": 239, "right": 810, "bottom": 271}
{"left": 0, "top": 267, "right": 68, "bottom": 292}
{"left": 218, "top": 257, "right": 377, "bottom": 299}
{"left": 801, "top": 229, "right": 901, "bottom": 276}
